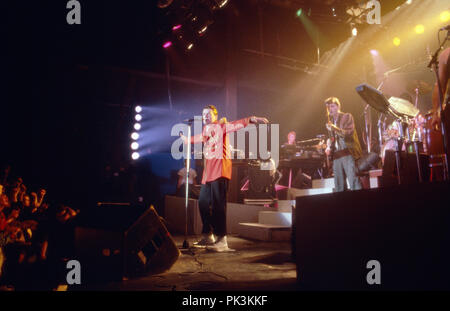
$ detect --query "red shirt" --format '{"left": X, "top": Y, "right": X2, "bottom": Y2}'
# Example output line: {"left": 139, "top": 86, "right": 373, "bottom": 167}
{"left": 191, "top": 118, "right": 251, "bottom": 184}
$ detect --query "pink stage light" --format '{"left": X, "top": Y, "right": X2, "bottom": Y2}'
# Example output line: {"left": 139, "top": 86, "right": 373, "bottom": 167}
{"left": 163, "top": 41, "right": 172, "bottom": 49}
{"left": 370, "top": 49, "right": 379, "bottom": 56}
{"left": 172, "top": 24, "right": 182, "bottom": 31}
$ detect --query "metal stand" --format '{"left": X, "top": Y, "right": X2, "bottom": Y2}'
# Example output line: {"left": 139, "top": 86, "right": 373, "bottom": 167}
{"left": 394, "top": 120, "right": 404, "bottom": 185}
{"left": 181, "top": 121, "right": 192, "bottom": 249}
{"left": 364, "top": 104, "right": 371, "bottom": 153}
{"left": 377, "top": 114, "right": 385, "bottom": 157}
{"left": 376, "top": 78, "right": 388, "bottom": 159}
{"left": 428, "top": 32, "right": 449, "bottom": 181}
{"left": 413, "top": 140, "right": 423, "bottom": 182}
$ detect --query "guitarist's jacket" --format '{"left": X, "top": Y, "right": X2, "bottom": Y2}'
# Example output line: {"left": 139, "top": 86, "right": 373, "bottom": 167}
{"left": 332, "top": 112, "right": 363, "bottom": 161}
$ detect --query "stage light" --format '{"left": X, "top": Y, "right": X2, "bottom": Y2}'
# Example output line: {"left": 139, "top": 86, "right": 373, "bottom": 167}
{"left": 187, "top": 43, "right": 194, "bottom": 50}
{"left": 134, "top": 123, "right": 141, "bottom": 131}
{"left": 415, "top": 24, "right": 425, "bottom": 34}
{"left": 393, "top": 37, "right": 401, "bottom": 46}
{"left": 172, "top": 24, "right": 182, "bottom": 31}
{"left": 157, "top": 0, "right": 173, "bottom": 9}
{"left": 204, "top": 0, "right": 229, "bottom": 10}
{"left": 131, "top": 142, "right": 139, "bottom": 150}
{"left": 332, "top": 7, "right": 337, "bottom": 17}
{"left": 198, "top": 25, "right": 208, "bottom": 35}
{"left": 135, "top": 114, "right": 142, "bottom": 121}
{"left": 135, "top": 106, "right": 142, "bottom": 113}
{"left": 191, "top": 4, "right": 214, "bottom": 36}
{"left": 215, "top": 0, "right": 228, "bottom": 9}
{"left": 131, "top": 152, "right": 140, "bottom": 160}
{"left": 351, "top": 27, "right": 358, "bottom": 37}
{"left": 405, "top": 0, "right": 412, "bottom": 4}
{"left": 441, "top": 11, "right": 450, "bottom": 22}
{"left": 296, "top": 9, "right": 302, "bottom": 17}
{"left": 163, "top": 41, "right": 172, "bottom": 49}
{"left": 370, "top": 49, "right": 379, "bottom": 56}
{"left": 131, "top": 132, "right": 139, "bottom": 140}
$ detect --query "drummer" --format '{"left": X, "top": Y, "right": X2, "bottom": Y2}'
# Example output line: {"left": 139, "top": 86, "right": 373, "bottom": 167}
{"left": 380, "top": 92, "right": 428, "bottom": 162}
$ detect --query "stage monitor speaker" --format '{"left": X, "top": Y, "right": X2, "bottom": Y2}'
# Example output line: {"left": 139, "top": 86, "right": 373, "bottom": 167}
{"left": 247, "top": 161, "right": 273, "bottom": 199}
{"left": 294, "top": 181, "right": 450, "bottom": 290}
{"left": 75, "top": 205, "right": 180, "bottom": 283}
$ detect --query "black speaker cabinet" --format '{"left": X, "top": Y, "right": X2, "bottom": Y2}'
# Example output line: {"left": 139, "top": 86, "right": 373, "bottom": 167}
{"left": 294, "top": 181, "right": 450, "bottom": 290}
{"left": 381, "top": 150, "right": 429, "bottom": 187}
{"left": 247, "top": 162, "right": 273, "bottom": 199}
{"left": 75, "top": 205, "right": 180, "bottom": 283}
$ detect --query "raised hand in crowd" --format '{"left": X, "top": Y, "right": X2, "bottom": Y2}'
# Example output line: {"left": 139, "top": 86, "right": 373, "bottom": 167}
{"left": 18, "top": 183, "right": 27, "bottom": 203}
{"left": 56, "top": 205, "right": 78, "bottom": 223}
{"left": 30, "top": 192, "right": 38, "bottom": 208}
{"left": 11, "top": 186, "right": 20, "bottom": 203}
{"left": 37, "top": 188, "right": 46, "bottom": 207}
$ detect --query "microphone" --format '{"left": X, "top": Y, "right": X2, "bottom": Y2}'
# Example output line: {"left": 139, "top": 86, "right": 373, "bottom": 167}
{"left": 439, "top": 25, "right": 450, "bottom": 31}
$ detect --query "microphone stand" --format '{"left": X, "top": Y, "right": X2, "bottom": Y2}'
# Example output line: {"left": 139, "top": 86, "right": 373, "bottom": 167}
{"left": 428, "top": 33, "right": 449, "bottom": 181}
{"left": 182, "top": 120, "right": 193, "bottom": 249}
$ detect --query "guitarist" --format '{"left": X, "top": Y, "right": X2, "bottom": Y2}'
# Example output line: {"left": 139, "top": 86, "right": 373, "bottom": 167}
{"left": 324, "top": 97, "right": 363, "bottom": 192}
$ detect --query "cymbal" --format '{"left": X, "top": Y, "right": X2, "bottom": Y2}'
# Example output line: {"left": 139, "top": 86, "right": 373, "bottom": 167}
{"left": 406, "top": 80, "right": 432, "bottom": 94}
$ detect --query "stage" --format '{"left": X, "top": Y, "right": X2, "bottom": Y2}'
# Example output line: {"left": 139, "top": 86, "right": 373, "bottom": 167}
{"left": 71, "top": 235, "right": 297, "bottom": 291}
{"left": 71, "top": 180, "right": 450, "bottom": 291}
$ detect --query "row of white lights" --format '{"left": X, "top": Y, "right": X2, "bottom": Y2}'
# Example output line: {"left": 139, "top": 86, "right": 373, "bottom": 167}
{"left": 131, "top": 106, "right": 142, "bottom": 160}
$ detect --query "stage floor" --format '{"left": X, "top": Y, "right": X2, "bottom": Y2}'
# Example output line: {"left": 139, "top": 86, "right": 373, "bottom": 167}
{"left": 72, "top": 235, "right": 298, "bottom": 291}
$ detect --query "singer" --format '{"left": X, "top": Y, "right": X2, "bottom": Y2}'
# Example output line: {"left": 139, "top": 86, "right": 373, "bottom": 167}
{"left": 181, "top": 105, "right": 268, "bottom": 252}
{"left": 324, "top": 97, "right": 362, "bottom": 192}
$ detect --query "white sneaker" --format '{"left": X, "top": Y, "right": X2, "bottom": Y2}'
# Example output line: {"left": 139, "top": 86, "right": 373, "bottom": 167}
{"left": 193, "top": 233, "right": 216, "bottom": 248}
{"left": 206, "top": 236, "right": 232, "bottom": 252}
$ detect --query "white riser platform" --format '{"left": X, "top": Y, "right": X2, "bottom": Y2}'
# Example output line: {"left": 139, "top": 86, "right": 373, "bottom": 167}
{"left": 312, "top": 170, "right": 381, "bottom": 190}
{"left": 258, "top": 211, "right": 292, "bottom": 226}
{"left": 165, "top": 196, "right": 293, "bottom": 235}
{"left": 276, "top": 200, "right": 295, "bottom": 212}
{"left": 238, "top": 223, "right": 291, "bottom": 241}
{"left": 287, "top": 187, "right": 333, "bottom": 200}
{"left": 312, "top": 178, "right": 336, "bottom": 189}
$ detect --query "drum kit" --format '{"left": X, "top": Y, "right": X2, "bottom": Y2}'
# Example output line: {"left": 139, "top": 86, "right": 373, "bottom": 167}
{"left": 356, "top": 80, "right": 445, "bottom": 184}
